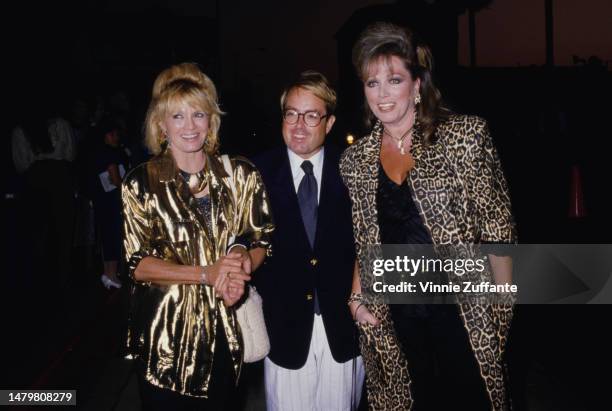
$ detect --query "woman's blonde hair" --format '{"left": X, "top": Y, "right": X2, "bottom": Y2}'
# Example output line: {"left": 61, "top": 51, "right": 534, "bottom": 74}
{"left": 144, "top": 63, "right": 223, "bottom": 155}
{"left": 352, "top": 22, "right": 449, "bottom": 144}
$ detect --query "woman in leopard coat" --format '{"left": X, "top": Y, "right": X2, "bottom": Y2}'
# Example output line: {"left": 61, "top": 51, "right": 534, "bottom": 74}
{"left": 340, "top": 22, "right": 516, "bottom": 411}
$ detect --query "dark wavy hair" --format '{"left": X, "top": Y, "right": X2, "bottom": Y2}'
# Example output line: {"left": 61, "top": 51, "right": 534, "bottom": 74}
{"left": 352, "top": 22, "right": 450, "bottom": 144}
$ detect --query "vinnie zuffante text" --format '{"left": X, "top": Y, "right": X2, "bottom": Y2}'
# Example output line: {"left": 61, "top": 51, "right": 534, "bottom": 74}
{"left": 371, "top": 256, "right": 518, "bottom": 294}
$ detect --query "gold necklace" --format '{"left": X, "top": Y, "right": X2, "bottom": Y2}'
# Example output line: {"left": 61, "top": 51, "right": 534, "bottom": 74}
{"left": 384, "top": 125, "right": 414, "bottom": 155}
{"left": 185, "top": 170, "right": 207, "bottom": 195}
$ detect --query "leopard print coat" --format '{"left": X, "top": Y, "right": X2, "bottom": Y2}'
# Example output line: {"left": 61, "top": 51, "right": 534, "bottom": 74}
{"left": 340, "top": 115, "right": 517, "bottom": 410}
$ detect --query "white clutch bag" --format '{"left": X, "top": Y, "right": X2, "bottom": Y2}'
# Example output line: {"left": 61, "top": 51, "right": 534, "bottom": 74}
{"left": 221, "top": 155, "right": 270, "bottom": 363}
{"left": 235, "top": 285, "right": 270, "bottom": 363}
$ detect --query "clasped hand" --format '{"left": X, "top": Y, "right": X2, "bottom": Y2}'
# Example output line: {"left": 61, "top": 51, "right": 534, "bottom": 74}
{"left": 207, "top": 248, "right": 252, "bottom": 307}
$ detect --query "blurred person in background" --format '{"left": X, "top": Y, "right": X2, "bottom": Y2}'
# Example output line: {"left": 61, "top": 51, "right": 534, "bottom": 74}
{"left": 91, "top": 116, "right": 129, "bottom": 289}
{"left": 11, "top": 103, "right": 76, "bottom": 288}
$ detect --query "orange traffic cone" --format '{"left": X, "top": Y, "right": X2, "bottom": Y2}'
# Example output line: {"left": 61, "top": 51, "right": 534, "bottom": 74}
{"left": 568, "top": 164, "right": 586, "bottom": 218}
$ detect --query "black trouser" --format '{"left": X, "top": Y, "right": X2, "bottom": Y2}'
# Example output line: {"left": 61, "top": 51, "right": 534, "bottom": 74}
{"left": 139, "top": 322, "right": 238, "bottom": 411}
{"left": 93, "top": 189, "right": 122, "bottom": 261}
{"left": 24, "top": 160, "right": 75, "bottom": 286}
{"left": 390, "top": 304, "right": 492, "bottom": 411}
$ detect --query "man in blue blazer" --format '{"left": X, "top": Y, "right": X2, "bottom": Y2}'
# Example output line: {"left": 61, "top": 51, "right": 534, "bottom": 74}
{"left": 252, "top": 71, "right": 364, "bottom": 411}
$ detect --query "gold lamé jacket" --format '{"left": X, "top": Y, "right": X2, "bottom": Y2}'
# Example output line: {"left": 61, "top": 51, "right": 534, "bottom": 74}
{"left": 121, "top": 148, "right": 274, "bottom": 397}
{"left": 340, "top": 115, "right": 517, "bottom": 410}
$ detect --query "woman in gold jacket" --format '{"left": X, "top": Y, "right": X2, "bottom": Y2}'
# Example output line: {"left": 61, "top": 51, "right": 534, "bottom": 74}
{"left": 122, "top": 63, "right": 274, "bottom": 410}
{"left": 340, "top": 23, "right": 516, "bottom": 410}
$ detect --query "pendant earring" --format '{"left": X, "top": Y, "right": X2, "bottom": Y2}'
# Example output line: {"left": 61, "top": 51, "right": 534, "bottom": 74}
{"left": 201, "top": 130, "right": 212, "bottom": 151}
{"left": 415, "top": 92, "right": 422, "bottom": 106}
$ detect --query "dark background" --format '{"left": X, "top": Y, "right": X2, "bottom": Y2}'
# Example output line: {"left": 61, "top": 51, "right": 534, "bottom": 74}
{"left": 3, "top": 0, "right": 611, "bottom": 409}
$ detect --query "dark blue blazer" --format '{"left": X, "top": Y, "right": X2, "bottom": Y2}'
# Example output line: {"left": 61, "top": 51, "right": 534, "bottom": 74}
{"left": 251, "top": 144, "right": 359, "bottom": 369}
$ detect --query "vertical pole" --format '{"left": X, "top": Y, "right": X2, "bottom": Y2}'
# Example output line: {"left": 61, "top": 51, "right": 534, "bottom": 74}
{"left": 545, "top": 0, "right": 554, "bottom": 67}
{"left": 468, "top": 7, "right": 476, "bottom": 67}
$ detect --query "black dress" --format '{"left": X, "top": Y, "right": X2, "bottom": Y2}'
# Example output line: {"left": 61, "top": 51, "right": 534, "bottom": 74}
{"left": 92, "top": 144, "right": 129, "bottom": 261}
{"left": 376, "top": 166, "right": 490, "bottom": 411}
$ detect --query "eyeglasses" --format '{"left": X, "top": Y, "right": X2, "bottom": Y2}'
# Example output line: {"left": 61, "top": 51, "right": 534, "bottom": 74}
{"left": 282, "top": 109, "right": 329, "bottom": 127}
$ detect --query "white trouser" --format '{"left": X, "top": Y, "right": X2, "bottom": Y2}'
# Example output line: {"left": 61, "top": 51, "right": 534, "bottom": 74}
{"left": 264, "top": 314, "right": 365, "bottom": 411}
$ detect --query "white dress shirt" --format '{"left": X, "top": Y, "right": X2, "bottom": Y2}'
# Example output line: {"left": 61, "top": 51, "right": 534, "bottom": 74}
{"left": 287, "top": 147, "right": 324, "bottom": 204}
